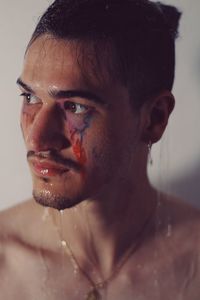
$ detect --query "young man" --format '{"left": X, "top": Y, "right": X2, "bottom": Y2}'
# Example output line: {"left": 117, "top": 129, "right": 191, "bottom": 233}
{"left": 1, "top": 0, "right": 200, "bottom": 299}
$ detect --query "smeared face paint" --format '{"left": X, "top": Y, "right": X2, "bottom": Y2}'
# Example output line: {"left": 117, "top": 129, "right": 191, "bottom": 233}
{"left": 18, "top": 35, "right": 143, "bottom": 210}
{"left": 60, "top": 104, "right": 94, "bottom": 176}
{"left": 62, "top": 104, "right": 93, "bottom": 166}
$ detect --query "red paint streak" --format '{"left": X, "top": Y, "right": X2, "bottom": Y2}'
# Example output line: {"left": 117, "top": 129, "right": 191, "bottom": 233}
{"left": 73, "top": 139, "right": 87, "bottom": 165}
{"left": 70, "top": 129, "right": 87, "bottom": 179}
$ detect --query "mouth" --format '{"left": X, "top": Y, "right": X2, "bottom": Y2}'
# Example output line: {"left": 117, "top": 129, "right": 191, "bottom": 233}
{"left": 27, "top": 150, "right": 82, "bottom": 178}
{"left": 30, "top": 159, "right": 70, "bottom": 177}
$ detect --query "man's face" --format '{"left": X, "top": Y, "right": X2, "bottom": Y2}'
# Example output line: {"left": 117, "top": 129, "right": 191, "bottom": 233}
{"left": 18, "top": 35, "right": 144, "bottom": 210}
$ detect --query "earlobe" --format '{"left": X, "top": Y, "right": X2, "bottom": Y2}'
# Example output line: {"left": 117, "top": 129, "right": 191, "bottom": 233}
{"left": 141, "top": 91, "right": 175, "bottom": 144}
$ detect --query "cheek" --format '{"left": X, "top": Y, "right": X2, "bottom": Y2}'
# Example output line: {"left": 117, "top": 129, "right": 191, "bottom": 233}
{"left": 88, "top": 122, "right": 126, "bottom": 171}
{"left": 20, "top": 105, "right": 37, "bottom": 137}
{"left": 88, "top": 123, "right": 113, "bottom": 163}
{"left": 66, "top": 112, "right": 93, "bottom": 136}
{"left": 86, "top": 137, "right": 116, "bottom": 184}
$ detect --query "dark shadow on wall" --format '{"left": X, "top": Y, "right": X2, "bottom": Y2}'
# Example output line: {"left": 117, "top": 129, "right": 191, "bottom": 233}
{"left": 169, "top": 163, "right": 200, "bottom": 208}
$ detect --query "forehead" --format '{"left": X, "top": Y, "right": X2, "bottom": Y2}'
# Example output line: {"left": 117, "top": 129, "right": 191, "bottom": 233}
{"left": 22, "top": 35, "right": 117, "bottom": 91}
{"left": 21, "top": 35, "right": 133, "bottom": 113}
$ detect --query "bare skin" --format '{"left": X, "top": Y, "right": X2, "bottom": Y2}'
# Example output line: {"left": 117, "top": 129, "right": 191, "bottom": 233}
{"left": 0, "top": 35, "right": 200, "bottom": 299}
{"left": 0, "top": 196, "right": 200, "bottom": 300}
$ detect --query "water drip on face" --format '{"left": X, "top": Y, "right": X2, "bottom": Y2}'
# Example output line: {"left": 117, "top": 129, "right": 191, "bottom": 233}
{"left": 166, "top": 224, "right": 172, "bottom": 238}
{"left": 58, "top": 210, "right": 80, "bottom": 279}
{"left": 61, "top": 240, "right": 67, "bottom": 247}
{"left": 42, "top": 207, "right": 50, "bottom": 222}
{"left": 57, "top": 209, "right": 67, "bottom": 270}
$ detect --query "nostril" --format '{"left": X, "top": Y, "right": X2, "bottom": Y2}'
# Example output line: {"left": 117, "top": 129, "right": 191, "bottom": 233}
{"left": 28, "top": 133, "right": 71, "bottom": 152}
{"left": 32, "top": 132, "right": 71, "bottom": 152}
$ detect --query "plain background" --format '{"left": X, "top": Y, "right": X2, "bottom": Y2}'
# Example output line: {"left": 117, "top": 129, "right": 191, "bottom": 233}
{"left": 0, "top": 0, "right": 200, "bottom": 211}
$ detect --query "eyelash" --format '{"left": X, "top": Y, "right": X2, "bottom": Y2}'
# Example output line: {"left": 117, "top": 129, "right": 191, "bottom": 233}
{"left": 20, "top": 92, "right": 39, "bottom": 104}
{"left": 20, "top": 92, "right": 91, "bottom": 115}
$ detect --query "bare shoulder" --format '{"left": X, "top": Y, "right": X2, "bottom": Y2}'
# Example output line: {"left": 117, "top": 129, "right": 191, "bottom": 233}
{"left": 159, "top": 194, "right": 200, "bottom": 230}
{"left": 0, "top": 200, "right": 45, "bottom": 243}
{"left": 0, "top": 201, "right": 39, "bottom": 263}
{"left": 0, "top": 201, "right": 34, "bottom": 286}
{"left": 0, "top": 201, "right": 63, "bottom": 298}
{"left": 156, "top": 194, "right": 200, "bottom": 248}
{"left": 155, "top": 194, "right": 200, "bottom": 295}
{"left": 0, "top": 199, "right": 60, "bottom": 250}
{"left": 0, "top": 200, "right": 57, "bottom": 270}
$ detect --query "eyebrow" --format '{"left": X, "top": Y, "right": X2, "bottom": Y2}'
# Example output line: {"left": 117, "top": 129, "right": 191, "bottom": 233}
{"left": 16, "top": 78, "right": 34, "bottom": 93}
{"left": 16, "top": 78, "right": 105, "bottom": 106}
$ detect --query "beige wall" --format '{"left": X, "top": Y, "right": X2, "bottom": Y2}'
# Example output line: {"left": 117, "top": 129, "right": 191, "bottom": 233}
{"left": 0, "top": 0, "right": 200, "bottom": 210}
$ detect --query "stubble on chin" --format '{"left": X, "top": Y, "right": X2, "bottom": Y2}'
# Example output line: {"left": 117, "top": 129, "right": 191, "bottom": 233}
{"left": 32, "top": 189, "right": 83, "bottom": 210}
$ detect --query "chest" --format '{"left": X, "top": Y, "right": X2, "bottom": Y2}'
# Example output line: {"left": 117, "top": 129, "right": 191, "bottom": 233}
{"left": 1, "top": 247, "right": 200, "bottom": 300}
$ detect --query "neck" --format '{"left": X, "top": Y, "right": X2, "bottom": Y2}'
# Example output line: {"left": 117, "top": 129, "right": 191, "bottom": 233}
{"left": 48, "top": 175, "right": 157, "bottom": 278}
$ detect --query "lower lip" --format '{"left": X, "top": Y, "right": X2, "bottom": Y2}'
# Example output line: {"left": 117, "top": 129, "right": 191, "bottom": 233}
{"left": 31, "top": 162, "right": 69, "bottom": 177}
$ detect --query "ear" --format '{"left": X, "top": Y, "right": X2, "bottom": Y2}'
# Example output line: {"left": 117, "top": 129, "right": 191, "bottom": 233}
{"left": 140, "top": 91, "right": 175, "bottom": 144}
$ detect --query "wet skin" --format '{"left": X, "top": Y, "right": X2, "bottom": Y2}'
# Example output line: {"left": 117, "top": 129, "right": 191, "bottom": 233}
{"left": 18, "top": 35, "right": 145, "bottom": 210}
{"left": 1, "top": 198, "right": 200, "bottom": 300}
{"left": 1, "top": 34, "right": 200, "bottom": 300}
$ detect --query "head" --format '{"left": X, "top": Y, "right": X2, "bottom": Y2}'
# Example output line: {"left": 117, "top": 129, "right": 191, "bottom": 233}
{"left": 18, "top": 0, "right": 181, "bottom": 210}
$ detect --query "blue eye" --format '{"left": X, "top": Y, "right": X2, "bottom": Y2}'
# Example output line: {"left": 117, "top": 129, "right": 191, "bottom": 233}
{"left": 64, "top": 101, "right": 88, "bottom": 114}
{"left": 20, "top": 92, "right": 39, "bottom": 104}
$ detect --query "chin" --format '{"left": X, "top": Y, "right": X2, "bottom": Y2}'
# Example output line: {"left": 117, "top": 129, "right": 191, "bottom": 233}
{"left": 32, "top": 189, "right": 85, "bottom": 210}
{"left": 31, "top": 172, "right": 87, "bottom": 209}
{"left": 31, "top": 167, "right": 110, "bottom": 210}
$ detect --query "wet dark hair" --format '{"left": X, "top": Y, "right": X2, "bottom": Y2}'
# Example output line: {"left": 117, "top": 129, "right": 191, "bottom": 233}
{"left": 29, "top": 0, "right": 181, "bottom": 108}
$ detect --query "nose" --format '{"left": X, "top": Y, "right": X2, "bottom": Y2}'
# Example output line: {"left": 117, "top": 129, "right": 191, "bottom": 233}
{"left": 25, "top": 104, "right": 71, "bottom": 152}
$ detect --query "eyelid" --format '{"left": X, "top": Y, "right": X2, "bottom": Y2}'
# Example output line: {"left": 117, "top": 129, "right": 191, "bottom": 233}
{"left": 63, "top": 100, "right": 91, "bottom": 114}
{"left": 20, "top": 92, "right": 41, "bottom": 104}
{"left": 20, "top": 92, "right": 30, "bottom": 96}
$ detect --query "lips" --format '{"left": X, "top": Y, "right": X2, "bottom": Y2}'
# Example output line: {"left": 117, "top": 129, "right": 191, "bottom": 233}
{"left": 30, "top": 159, "right": 70, "bottom": 177}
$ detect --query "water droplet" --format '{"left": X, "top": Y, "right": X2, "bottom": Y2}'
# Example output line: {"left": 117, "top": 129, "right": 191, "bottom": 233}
{"left": 166, "top": 224, "right": 172, "bottom": 237}
{"left": 42, "top": 207, "right": 49, "bottom": 222}
{"left": 41, "top": 169, "right": 49, "bottom": 175}
{"left": 73, "top": 268, "right": 78, "bottom": 275}
{"left": 61, "top": 240, "right": 67, "bottom": 247}
{"left": 154, "top": 279, "right": 158, "bottom": 287}
{"left": 98, "top": 283, "right": 104, "bottom": 288}
{"left": 42, "top": 189, "right": 51, "bottom": 197}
